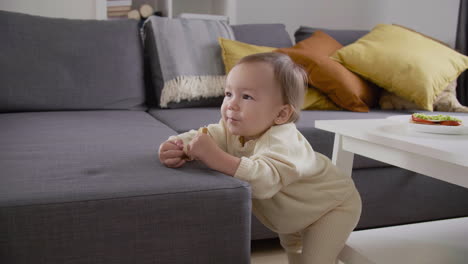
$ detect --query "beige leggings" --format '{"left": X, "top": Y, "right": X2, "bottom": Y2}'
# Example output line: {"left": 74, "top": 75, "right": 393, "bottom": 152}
{"left": 278, "top": 190, "right": 362, "bottom": 264}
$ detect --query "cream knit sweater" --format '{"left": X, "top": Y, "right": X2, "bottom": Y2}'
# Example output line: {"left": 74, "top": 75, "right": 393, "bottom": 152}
{"left": 169, "top": 119, "right": 358, "bottom": 234}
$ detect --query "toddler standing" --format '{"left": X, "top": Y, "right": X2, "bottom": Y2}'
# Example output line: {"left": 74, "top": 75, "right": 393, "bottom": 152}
{"left": 159, "top": 52, "right": 362, "bottom": 264}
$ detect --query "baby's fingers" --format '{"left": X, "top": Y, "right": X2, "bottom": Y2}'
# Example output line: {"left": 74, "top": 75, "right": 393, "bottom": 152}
{"left": 174, "top": 139, "right": 184, "bottom": 149}
{"left": 161, "top": 149, "right": 185, "bottom": 159}
{"left": 160, "top": 141, "right": 179, "bottom": 152}
{"left": 172, "top": 159, "right": 186, "bottom": 168}
{"left": 159, "top": 149, "right": 184, "bottom": 163}
{"left": 164, "top": 157, "right": 184, "bottom": 168}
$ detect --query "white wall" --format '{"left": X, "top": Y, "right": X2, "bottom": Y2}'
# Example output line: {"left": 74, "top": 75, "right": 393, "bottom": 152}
{"left": 0, "top": 0, "right": 106, "bottom": 20}
{"left": 0, "top": 0, "right": 461, "bottom": 47}
{"left": 235, "top": 0, "right": 460, "bottom": 47}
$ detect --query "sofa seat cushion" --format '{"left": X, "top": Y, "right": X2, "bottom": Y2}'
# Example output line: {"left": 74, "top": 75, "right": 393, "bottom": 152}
{"left": 0, "top": 111, "right": 251, "bottom": 263}
{"left": 0, "top": 111, "right": 250, "bottom": 205}
{"left": 149, "top": 108, "right": 415, "bottom": 169}
{"left": 150, "top": 107, "right": 223, "bottom": 135}
{"left": 153, "top": 109, "right": 468, "bottom": 169}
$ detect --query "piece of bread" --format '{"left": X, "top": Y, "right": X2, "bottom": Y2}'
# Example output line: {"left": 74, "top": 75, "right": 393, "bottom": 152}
{"left": 127, "top": 9, "right": 141, "bottom": 20}
{"left": 139, "top": 4, "right": 154, "bottom": 18}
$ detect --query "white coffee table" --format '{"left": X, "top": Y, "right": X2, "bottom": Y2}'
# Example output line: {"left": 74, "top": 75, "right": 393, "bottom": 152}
{"left": 315, "top": 116, "right": 468, "bottom": 264}
{"left": 315, "top": 117, "right": 468, "bottom": 188}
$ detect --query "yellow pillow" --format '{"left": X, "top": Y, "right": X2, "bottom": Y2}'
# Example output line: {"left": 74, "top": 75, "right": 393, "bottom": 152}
{"left": 218, "top": 37, "right": 341, "bottom": 110}
{"left": 303, "top": 87, "right": 342, "bottom": 111}
{"left": 218, "top": 37, "right": 276, "bottom": 73}
{"left": 331, "top": 24, "right": 468, "bottom": 111}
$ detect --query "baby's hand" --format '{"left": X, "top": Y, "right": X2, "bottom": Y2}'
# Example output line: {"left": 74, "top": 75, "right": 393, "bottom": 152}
{"left": 158, "top": 139, "right": 186, "bottom": 168}
{"left": 186, "top": 132, "right": 219, "bottom": 164}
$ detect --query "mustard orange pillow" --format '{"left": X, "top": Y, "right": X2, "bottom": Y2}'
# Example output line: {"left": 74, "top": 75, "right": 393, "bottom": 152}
{"left": 276, "top": 31, "right": 378, "bottom": 112}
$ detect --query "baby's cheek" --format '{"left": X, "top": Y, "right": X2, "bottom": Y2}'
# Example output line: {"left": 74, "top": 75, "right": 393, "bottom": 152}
{"left": 220, "top": 106, "right": 227, "bottom": 117}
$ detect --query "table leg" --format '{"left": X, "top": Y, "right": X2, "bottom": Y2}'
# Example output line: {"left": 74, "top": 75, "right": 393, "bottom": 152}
{"left": 332, "top": 135, "right": 375, "bottom": 264}
{"left": 332, "top": 134, "right": 354, "bottom": 177}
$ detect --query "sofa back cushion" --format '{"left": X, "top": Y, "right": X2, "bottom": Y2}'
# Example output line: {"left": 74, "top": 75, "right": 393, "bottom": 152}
{"left": 295, "top": 26, "right": 368, "bottom": 45}
{"left": 231, "top": 23, "right": 292, "bottom": 48}
{"left": 0, "top": 10, "right": 145, "bottom": 112}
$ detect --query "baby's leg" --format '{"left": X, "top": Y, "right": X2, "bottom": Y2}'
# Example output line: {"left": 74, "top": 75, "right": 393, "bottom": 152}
{"left": 301, "top": 190, "right": 362, "bottom": 264}
{"left": 278, "top": 232, "right": 302, "bottom": 264}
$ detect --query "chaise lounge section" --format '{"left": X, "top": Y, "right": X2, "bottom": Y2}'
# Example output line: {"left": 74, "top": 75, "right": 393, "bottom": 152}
{"left": 0, "top": 11, "right": 251, "bottom": 264}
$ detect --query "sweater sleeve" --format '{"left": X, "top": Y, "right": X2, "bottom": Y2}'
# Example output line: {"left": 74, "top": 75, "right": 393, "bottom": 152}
{"left": 234, "top": 125, "right": 317, "bottom": 199}
{"left": 234, "top": 156, "right": 284, "bottom": 199}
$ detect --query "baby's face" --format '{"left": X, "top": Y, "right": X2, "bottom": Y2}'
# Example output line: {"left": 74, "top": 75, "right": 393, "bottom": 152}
{"left": 221, "top": 62, "right": 285, "bottom": 141}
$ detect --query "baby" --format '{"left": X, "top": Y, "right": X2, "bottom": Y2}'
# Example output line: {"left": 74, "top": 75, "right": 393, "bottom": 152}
{"left": 159, "top": 52, "right": 362, "bottom": 264}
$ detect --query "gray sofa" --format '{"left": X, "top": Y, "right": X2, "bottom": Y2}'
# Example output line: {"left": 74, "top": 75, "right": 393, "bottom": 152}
{"left": 1, "top": 10, "right": 468, "bottom": 264}
{"left": 0, "top": 11, "right": 250, "bottom": 264}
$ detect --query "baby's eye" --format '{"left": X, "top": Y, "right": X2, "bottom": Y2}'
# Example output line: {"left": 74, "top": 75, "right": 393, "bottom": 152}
{"left": 225, "top": 91, "right": 232, "bottom": 97}
{"left": 242, "top": 94, "right": 253, "bottom": 100}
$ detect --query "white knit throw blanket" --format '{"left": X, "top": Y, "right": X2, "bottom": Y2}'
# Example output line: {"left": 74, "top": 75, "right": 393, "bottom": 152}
{"left": 160, "top": 75, "right": 226, "bottom": 107}
{"left": 144, "top": 16, "right": 234, "bottom": 107}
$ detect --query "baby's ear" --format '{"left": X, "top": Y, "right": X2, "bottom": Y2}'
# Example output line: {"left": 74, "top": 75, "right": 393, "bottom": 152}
{"left": 274, "top": 104, "right": 294, "bottom": 125}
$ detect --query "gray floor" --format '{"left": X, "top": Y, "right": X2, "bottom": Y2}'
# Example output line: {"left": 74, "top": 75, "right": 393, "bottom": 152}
{"left": 251, "top": 238, "right": 287, "bottom": 264}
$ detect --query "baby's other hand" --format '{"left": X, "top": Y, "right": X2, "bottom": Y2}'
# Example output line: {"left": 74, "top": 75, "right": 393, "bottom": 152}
{"left": 186, "top": 133, "right": 219, "bottom": 164}
{"left": 158, "top": 139, "right": 186, "bottom": 168}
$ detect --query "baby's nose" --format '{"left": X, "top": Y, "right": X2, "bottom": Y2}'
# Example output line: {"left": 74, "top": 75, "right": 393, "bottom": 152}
{"left": 228, "top": 99, "right": 239, "bottom": 110}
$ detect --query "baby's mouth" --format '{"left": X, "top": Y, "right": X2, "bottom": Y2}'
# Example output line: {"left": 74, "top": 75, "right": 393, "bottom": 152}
{"left": 227, "top": 116, "right": 240, "bottom": 122}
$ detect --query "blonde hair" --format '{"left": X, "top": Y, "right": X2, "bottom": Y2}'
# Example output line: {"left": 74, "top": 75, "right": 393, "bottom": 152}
{"left": 235, "top": 52, "right": 307, "bottom": 123}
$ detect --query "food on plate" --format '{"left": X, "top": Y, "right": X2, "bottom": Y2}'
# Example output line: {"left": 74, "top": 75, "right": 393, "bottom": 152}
{"left": 410, "top": 113, "right": 462, "bottom": 126}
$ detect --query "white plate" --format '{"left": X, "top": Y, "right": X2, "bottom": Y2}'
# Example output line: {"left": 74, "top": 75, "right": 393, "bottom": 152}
{"left": 386, "top": 115, "right": 468, "bottom": 135}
